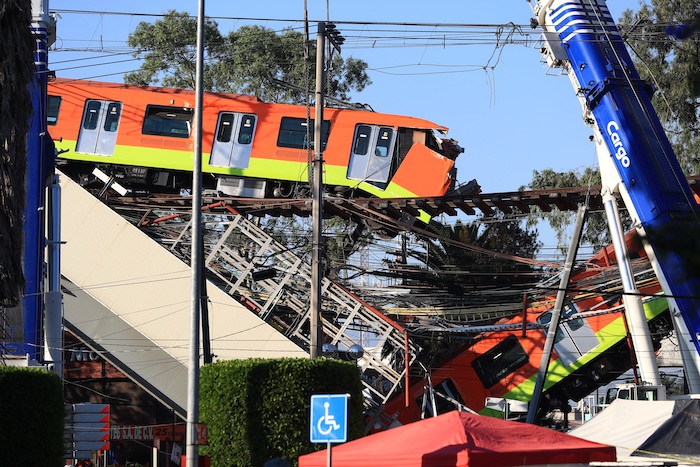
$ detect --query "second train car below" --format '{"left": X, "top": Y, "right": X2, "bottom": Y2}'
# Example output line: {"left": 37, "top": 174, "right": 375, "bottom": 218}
{"left": 47, "top": 79, "right": 463, "bottom": 206}
{"left": 377, "top": 231, "right": 673, "bottom": 429}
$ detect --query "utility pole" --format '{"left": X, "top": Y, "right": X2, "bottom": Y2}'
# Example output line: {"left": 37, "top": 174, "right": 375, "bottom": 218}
{"left": 310, "top": 22, "right": 325, "bottom": 359}
{"left": 186, "top": 0, "right": 205, "bottom": 465}
{"left": 310, "top": 22, "right": 343, "bottom": 359}
{"left": 526, "top": 206, "right": 587, "bottom": 424}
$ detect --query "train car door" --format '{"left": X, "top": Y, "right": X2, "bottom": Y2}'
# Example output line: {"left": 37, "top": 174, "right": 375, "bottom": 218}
{"left": 210, "top": 112, "right": 257, "bottom": 169}
{"left": 75, "top": 99, "right": 122, "bottom": 156}
{"left": 537, "top": 302, "right": 598, "bottom": 367}
{"left": 347, "top": 125, "right": 395, "bottom": 184}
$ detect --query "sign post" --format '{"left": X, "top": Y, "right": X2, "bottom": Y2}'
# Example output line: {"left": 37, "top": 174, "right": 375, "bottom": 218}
{"left": 310, "top": 394, "right": 349, "bottom": 467}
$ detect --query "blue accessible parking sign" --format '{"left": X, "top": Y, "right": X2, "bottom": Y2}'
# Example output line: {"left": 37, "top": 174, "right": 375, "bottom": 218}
{"left": 310, "top": 394, "right": 349, "bottom": 443}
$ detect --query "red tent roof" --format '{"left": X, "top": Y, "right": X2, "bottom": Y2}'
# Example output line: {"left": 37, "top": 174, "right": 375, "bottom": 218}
{"left": 299, "top": 411, "right": 616, "bottom": 467}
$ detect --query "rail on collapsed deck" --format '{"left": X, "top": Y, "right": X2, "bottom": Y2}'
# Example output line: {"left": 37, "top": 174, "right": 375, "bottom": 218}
{"left": 130, "top": 201, "right": 419, "bottom": 425}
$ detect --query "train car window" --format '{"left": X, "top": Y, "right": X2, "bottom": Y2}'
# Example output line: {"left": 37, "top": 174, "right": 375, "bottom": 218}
{"left": 142, "top": 105, "right": 194, "bottom": 138}
{"left": 353, "top": 125, "right": 372, "bottom": 155}
{"left": 375, "top": 127, "right": 394, "bottom": 157}
{"left": 47, "top": 95, "right": 61, "bottom": 126}
{"left": 277, "top": 117, "right": 330, "bottom": 150}
{"left": 536, "top": 311, "right": 566, "bottom": 343}
{"left": 471, "top": 335, "right": 529, "bottom": 389}
{"left": 103, "top": 102, "right": 122, "bottom": 132}
{"left": 238, "top": 115, "right": 256, "bottom": 145}
{"left": 562, "top": 303, "right": 585, "bottom": 331}
{"left": 216, "top": 113, "right": 235, "bottom": 142}
{"left": 82, "top": 100, "right": 102, "bottom": 130}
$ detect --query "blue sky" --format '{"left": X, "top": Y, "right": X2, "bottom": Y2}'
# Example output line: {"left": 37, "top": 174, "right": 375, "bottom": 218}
{"left": 49, "top": 1, "right": 641, "bottom": 194}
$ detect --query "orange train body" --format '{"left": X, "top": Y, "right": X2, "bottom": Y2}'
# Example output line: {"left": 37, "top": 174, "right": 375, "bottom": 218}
{"left": 47, "top": 79, "right": 462, "bottom": 205}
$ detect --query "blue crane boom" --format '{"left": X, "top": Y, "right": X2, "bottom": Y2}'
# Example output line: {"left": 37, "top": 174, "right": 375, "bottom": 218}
{"left": 533, "top": 0, "right": 700, "bottom": 362}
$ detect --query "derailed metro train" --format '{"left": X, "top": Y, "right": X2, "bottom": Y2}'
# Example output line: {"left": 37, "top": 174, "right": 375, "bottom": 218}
{"left": 377, "top": 231, "right": 672, "bottom": 428}
{"left": 47, "top": 78, "right": 463, "bottom": 207}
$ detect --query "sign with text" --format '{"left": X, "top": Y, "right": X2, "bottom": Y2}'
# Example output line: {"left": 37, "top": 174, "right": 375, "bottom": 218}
{"left": 111, "top": 423, "right": 207, "bottom": 445}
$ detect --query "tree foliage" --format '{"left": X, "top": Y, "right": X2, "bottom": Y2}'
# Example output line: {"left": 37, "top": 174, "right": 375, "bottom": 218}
{"left": 620, "top": 0, "right": 700, "bottom": 173}
{"left": 125, "top": 11, "right": 371, "bottom": 104}
{"left": 0, "top": 0, "right": 33, "bottom": 306}
{"left": 322, "top": 217, "right": 374, "bottom": 280}
{"left": 212, "top": 24, "right": 308, "bottom": 102}
{"left": 426, "top": 212, "right": 542, "bottom": 287}
{"left": 430, "top": 214, "right": 541, "bottom": 267}
{"left": 125, "top": 11, "right": 222, "bottom": 91}
{"left": 0, "top": 367, "right": 65, "bottom": 466}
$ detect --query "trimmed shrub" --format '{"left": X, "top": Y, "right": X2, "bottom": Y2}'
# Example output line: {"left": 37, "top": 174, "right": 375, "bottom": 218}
{"left": 200, "top": 358, "right": 363, "bottom": 466}
{"left": 0, "top": 366, "right": 65, "bottom": 466}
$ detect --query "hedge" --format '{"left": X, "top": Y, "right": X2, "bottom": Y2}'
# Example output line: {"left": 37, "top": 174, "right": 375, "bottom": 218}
{"left": 200, "top": 358, "right": 364, "bottom": 466}
{"left": 0, "top": 366, "right": 65, "bottom": 466}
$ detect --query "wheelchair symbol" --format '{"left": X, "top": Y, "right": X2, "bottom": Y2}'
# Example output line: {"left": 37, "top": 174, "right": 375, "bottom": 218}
{"left": 317, "top": 401, "right": 341, "bottom": 435}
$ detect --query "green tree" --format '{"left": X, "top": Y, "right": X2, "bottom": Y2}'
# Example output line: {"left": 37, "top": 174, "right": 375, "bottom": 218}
{"left": 321, "top": 216, "right": 374, "bottom": 281}
{"left": 0, "top": 367, "right": 65, "bottom": 466}
{"left": 426, "top": 213, "right": 542, "bottom": 290}
{"left": 125, "top": 11, "right": 371, "bottom": 103}
{"left": 0, "top": 0, "right": 33, "bottom": 306}
{"left": 428, "top": 213, "right": 541, "bottom": 270}
{"left": 210, "top": 24, "right": 306, "bottom": 101}
{"left": 620, "top": 0, "right": 700, "bottom": 173}
{"left": 257, "top": 215, "right": 373, "bottom": 281}
{"left": 124, "top": 11, "right": 223, "bottom": 91}
{"left": 200, "top": 358, "right": 364, "bottom": 466}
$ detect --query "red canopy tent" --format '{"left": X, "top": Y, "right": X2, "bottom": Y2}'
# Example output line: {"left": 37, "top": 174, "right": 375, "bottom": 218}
{"left": 298, "top": 411, "right": 616, "bottom": 467}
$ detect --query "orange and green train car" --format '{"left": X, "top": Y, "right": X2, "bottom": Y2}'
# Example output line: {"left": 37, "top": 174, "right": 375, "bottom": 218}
{"left": 47, "top": 79, "right": 463, "bottom": 208}
{"left": 378, "top": 232, "right": 672, "bottom": 428}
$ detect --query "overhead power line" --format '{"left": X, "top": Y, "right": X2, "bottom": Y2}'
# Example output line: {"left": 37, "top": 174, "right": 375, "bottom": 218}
{"left": 50, "top": 8, "right": 687, "bottom": 38}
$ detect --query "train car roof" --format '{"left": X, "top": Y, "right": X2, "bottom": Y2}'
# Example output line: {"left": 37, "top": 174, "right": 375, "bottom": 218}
{"left": 51, "top": 77, "right": 260, "bottom": 102}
